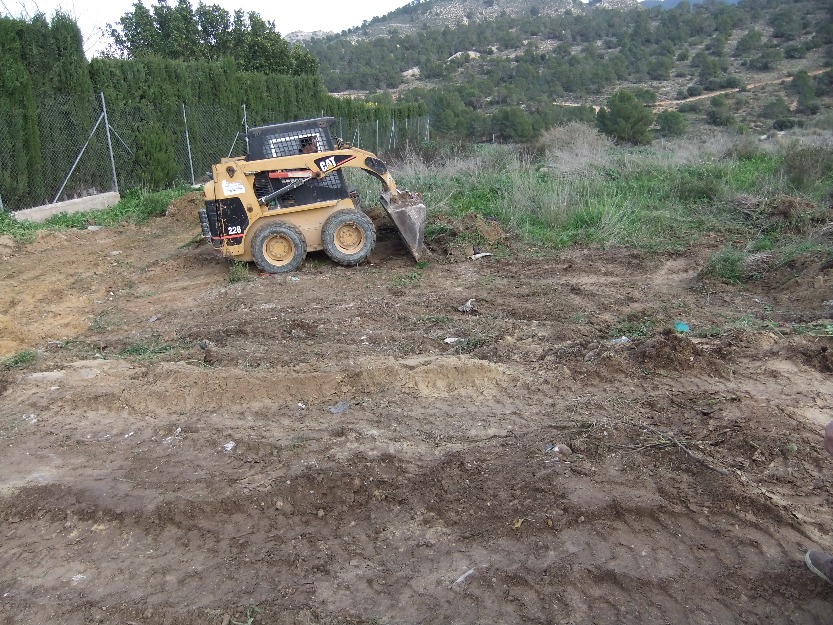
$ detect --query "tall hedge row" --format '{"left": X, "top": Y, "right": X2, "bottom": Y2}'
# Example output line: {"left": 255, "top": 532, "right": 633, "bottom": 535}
{"left": 0, "top": 13, "right": 426, "bottom": 210}
{"left": 1, "top": 16, "right": 48, "bottom": 209}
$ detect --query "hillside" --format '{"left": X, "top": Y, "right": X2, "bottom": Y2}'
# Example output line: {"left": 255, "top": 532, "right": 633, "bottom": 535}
{"left": 304, "top": 0, "right": 833, "bottom": 139}
{"left": 331, "top": 0, "right": 639, "bottom": 40}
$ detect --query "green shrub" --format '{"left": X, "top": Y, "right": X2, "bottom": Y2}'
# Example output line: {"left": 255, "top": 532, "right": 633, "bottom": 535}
{"left": 673, "top": 167, "right": 725, "bottom": 203}
{"left": 782, "top": 144, "right": 833, "bottom": 192}
{"left": 678, "top": 101, "right": 702, "bottom": 113}
{"left": 773, "top": 118, "right": 796, "bottom": 131}
{"left": 656, "top": 110, "right": 687, "bottom": 137}
{"left": 0, "top": 350, "right": 36, "bottom": 371}
{"left": 762, "top": 97, "right": 790, "bottom": 120}
{"left": 703, "top": 247, "right": 745, "bottom": 283}
{"left": 228, "top": 260, "right": 254, "bottom": 283}
{"left": 610, "top": 317, "right": 654, "bottom": 338}
{"left": 707, "top": 98, "right": 735, "bottom": 127}
{"left": 596, "top": 90, "right": 654, "bottom": 145}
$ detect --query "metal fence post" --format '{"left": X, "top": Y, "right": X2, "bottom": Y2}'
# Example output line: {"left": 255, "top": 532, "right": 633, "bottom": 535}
{"left": 100, "top": 92, "right": 119, "bottom": 194}
{"left": 227, "top": 132, "right": 239, "bottom": 158}
{"left": 242, "top": 103, "right": 249, "bottom": 155}
{"left": 182, "top": 103, "right": 195, "bottom": 185}
{"left": 54, "top": 112, "right": 104, "bottom": 203}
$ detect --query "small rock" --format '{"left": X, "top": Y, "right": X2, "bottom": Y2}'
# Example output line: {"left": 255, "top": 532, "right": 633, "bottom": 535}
{"left": 458, "top": 298, "right": 476, "bottom": 313}
{"left": 584, "top": 349, "right": 599, "bottom": 362}
{"left": 203, "top": 346, "right": 218, "bottom": 365}
{"left": 329, "top": 400, "right": 349, "bottom": 414}
{"left": 555, "top": 444, "right": 573, "bottom": 458}
{"left": 317, "top": 509, "right": 325, "bottom": 519}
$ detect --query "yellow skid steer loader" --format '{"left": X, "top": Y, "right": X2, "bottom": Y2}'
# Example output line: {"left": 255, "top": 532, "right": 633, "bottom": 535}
{"left": 199, "top": 117, "right": 426, "bottom": 273}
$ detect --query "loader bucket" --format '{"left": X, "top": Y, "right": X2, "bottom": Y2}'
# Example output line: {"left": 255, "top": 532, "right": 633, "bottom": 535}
{"left": 381, "top": 190, "right": 426, "bottom": 261}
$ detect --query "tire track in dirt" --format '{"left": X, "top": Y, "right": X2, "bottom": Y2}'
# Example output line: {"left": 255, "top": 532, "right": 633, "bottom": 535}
{"left": 2, "top": 204, "right": 833, "bottom": 623}
{"left": 1, "top": 432, "right": 826, "bottom": 624}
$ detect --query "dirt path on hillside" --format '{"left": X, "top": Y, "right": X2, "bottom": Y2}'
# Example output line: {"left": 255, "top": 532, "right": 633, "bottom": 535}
{"left": 1, "top": 194, "right": 833, "bottom": 624}
{"left": 653, "top": 68, "right": 828, "bottom": 111}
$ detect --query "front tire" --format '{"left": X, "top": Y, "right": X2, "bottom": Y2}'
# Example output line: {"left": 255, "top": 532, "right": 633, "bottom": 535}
{"left": 321, "top": 209, "right": 376, "bottom": 266}
{"left": 250, "top": 221, "right": 306, "bottom": 273}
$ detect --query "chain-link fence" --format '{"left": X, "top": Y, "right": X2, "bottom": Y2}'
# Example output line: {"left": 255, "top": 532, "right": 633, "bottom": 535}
{"left": 0, "top": 92, "right": 430, "bottom": 213}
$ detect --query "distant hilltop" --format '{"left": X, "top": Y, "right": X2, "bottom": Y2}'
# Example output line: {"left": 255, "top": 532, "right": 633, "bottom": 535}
{"left": 285, "top": 30, "right": 333, "bottom": 42}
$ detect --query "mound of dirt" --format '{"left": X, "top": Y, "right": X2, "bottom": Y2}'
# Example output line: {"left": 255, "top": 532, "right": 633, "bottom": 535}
{"left": 761, "top": 253, "right": 833, "bottom": 321}
{"left": 789, "top": 340, "right": 833, "bottom": 373}
{"left": 630, "top": 331, "right": 725, "bottom": 375}
{"left": 428, "top": 212, "right": 508, "bottom": 258}
{"left": 165, "top": 191, "right": 202, "bottom": 224}
{"left": 734, "top": 193, "right": 831, "bottom": 234}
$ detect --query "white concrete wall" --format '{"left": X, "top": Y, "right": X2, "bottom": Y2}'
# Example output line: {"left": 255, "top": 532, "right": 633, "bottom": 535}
{"left": 12, "top": 192, "right": 121, "bottom": 223}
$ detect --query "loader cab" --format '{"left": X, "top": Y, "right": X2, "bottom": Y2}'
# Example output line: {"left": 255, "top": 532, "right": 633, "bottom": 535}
{"left": 246, "top": 118, "right": 349, "bottom": 209}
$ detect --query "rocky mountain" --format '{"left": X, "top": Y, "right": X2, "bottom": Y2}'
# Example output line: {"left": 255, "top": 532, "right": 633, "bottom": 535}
{"left": 285, "top": 30, "right": 334, "bottom": 43}
{"left": 328, "top": 0, "right": 639, "bottom": 41}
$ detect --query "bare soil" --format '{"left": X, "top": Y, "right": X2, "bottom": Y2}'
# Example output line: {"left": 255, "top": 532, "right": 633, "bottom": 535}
{"left": 1, "top": 193, "right": 833, "bottom": 624}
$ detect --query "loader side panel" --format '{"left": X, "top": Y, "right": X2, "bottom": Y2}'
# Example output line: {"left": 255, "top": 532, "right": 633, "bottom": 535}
{"left": 214, "top": 197, "right": 249, "bottom": 248}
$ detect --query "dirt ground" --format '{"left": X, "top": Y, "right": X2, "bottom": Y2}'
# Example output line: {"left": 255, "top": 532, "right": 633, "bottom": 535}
{"left": 1, "top": 193, "right": 833, "bottom": 625}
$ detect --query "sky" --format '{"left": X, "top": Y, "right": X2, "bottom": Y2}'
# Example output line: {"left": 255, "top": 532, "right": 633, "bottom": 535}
{"left": 1, "top": 0, "right": 409, "bottom": 56}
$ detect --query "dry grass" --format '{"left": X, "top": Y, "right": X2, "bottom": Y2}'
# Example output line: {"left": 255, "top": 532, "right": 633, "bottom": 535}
{"left": 537, "top": 122, "right": 615, "bottom": 175}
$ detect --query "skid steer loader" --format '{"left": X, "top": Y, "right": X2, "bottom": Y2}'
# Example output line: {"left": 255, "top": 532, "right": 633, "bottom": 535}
{"left": 199, "top": 117, "right": 426, "bottom": 273}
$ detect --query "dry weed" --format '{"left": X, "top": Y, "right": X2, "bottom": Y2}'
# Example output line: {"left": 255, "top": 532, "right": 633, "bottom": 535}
{"left": 538, "top": 122, "right": 615, "bottom": 175}
{"left": 741, "top": 252, "right": 776, "bottom": 279}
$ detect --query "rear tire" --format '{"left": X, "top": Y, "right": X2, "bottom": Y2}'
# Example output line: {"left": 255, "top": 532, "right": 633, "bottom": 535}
{"left": 321, "top": 209, "right": 376, "bottom": 266}
{"left": 250, "top": 221, "right": 306, "bottom": 273}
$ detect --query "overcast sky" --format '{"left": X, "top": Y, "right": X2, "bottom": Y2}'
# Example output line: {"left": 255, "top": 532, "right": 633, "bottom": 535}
{"left": 1, "top": 0, "right": 408, "bottom": 56}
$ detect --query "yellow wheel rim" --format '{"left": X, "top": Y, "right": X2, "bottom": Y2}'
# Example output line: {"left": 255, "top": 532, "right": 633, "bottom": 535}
{"left": 333, "top": 223, "right": 365, "bottom": 254}
{"left": 263, "top": 234, "right": 295, "bottom": 266}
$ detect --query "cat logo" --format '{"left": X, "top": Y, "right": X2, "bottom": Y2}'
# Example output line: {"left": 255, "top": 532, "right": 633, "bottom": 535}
{"left": 317, "top": 155, "right": 337, "bottom": 173}
{"left": 315, "top": 154, "right": 355, "bottom": 174}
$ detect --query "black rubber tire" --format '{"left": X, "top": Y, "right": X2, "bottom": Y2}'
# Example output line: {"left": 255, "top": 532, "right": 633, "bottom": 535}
{"left": 321, "top": 209, "right": 376, "bottom": 266}
{"left": 250, "top": 221, "right": 306, "bottom": 273}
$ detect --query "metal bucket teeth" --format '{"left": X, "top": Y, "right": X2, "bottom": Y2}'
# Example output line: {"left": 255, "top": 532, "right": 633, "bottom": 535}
{"left": 381, "top": 190, "right": 426, "bottom": 261}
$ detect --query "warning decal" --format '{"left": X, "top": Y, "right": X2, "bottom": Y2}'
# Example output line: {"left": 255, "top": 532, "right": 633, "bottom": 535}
{"left": 222, "top": 180, "right": 246, "bottom": 196}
